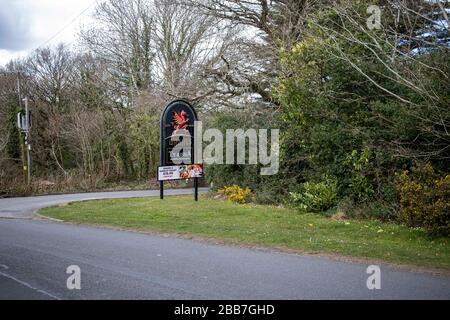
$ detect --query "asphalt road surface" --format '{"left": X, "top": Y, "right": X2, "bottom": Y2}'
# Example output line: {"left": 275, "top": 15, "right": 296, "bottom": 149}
{"left": 0, "top": 188, "right": 208, "bottom": 219}
{"left": 0, "top": 190, "right": 449, "bottom": 300}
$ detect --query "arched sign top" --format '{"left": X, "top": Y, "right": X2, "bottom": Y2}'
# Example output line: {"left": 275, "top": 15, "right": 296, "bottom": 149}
{"left": 160, "top": 99, "right": 198, "bottom": 141}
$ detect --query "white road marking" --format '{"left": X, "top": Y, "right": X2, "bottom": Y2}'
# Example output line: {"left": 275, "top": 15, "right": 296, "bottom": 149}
{"left": 0, "top": 264, "right": 8, "bottom": 269}
{"left": 0, "top": 270, "right": 61, "bottom": 300}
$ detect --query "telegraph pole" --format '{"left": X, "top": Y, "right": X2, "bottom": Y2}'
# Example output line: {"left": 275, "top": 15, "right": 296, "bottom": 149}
{"left": 17, "top": 97, "right": 32, "bottom": 185}
{"left": 24, "top": 98, "right": 31, "bottom": 185}
{"left": 1, "top": 70, "right": 31, "bottom": 184}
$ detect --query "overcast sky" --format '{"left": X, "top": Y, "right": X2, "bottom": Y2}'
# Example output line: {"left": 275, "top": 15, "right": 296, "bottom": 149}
{"left": 0, "top": 0, "right": 97, "bottom": 66}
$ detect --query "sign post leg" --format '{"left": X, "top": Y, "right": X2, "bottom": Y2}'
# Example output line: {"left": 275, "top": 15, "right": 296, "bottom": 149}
{"left": 160, "top": 181, "right": 164, "bottom": 199}
{"left": 194, "top": 177, "right": 198, "bottom": 201}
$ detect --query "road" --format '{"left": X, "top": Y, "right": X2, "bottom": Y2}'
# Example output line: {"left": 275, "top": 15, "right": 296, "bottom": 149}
{"left": 0, "top": 190, "right": 449, "bottom": 299}
{"left": 0, "top": 188, "right": 208, "bottom": 219}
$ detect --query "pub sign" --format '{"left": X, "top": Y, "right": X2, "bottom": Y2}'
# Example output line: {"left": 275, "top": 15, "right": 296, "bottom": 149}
{"left": 158, "top": 100, "right": 202, "bottom": 200}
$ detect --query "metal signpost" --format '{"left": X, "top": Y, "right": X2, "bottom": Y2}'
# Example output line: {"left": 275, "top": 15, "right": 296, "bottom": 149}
{"left": 158, "top": 100, "right": 202, "bottom": 201}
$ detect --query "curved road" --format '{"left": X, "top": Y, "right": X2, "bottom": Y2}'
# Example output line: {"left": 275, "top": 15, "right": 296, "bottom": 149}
{"left": 0, "top": 188, "right": 208, "bottom": 219}
{"left": 0, "top": 189, "right": 449, "bottom": 300}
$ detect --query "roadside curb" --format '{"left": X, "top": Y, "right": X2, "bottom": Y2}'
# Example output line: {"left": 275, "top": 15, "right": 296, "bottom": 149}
{"left": 33, "top": 212, "right": 64, "bottom": 222}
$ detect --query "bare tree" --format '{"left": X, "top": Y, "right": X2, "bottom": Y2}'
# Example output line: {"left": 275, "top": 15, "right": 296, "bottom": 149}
{"left": 25, "top": 44, "right": 76, "bottom": 112}
{"left": 0, "top": 71, "right": 17, "bottom": 156}
{"left": 66, "top": 110, "right": 106, "bottom": 178}
{"left": 180, "top": 0, "right": 327, "bottom": 108}
{"left": 152, "top": 0, "right": 232, "bottom": 100}
{"left": 19, "top": 45, "right": 79, "bottom": 173}
{"left": 80, "top": 0, "right": 154, "bottom": 107}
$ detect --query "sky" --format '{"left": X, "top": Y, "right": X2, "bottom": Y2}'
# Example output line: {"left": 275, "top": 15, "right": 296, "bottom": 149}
{"left": 0, "top": 0, "right": 97, "bottom": 66}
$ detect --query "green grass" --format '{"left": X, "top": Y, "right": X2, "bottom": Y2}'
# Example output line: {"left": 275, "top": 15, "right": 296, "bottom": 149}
{"left": 39, "top": 195, "right": 450, "bottom": 271}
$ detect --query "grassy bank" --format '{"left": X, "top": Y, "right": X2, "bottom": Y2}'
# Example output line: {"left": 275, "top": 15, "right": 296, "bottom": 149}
{"left": 39, "top": 195, "right": 450, "bottom": 271}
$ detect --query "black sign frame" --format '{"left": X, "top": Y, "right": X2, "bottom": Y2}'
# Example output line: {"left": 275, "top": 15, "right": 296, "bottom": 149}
{"left": 159, "top": 99, "right": 200, "bottom": 201}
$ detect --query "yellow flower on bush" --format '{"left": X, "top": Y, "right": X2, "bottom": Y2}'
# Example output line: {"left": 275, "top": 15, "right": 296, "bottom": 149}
{"left": 218, "top": 185, "right": 251, "bottom": 204}
{"left": 396, "top": 163, "right": 450, "bottom": 236}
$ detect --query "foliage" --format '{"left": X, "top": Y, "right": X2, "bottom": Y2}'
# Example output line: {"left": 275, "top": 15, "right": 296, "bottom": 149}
{"left": 290, "top": 175, "right": 338, "bottom": 213}
{"left": 344, "top": 149, "right": 375, "bottom": 201}
{"left": 218, "top": 185, "right": 252, "bottom": 204}
{"left": 1, "top": 0, "right": 449, "bottom": 241}
{"left": 128, "top": 112, "right": 160, "bottom": 180}
{"left": 205, "top": 109, "right": 287, "bottom": 204}
{"left": 396, "top": 163, "right": 450, "bottom": 236}
{"left": 275, "top": 1, "right": 450, "bottom": 222}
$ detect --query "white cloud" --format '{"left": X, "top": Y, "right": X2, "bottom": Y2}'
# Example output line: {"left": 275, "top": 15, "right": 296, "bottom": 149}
{"left": 0, "top": 0, "right": 96, "bottom": 66}
{"left": 0, "top": 49, "right": 28, "bottom": 66}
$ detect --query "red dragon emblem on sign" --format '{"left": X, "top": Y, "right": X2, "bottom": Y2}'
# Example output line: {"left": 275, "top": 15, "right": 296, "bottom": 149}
{"left": 172, "top": 110, "right": 189, "bottom": 131}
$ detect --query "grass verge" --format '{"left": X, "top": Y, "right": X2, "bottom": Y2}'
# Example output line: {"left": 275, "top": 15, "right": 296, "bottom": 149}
{"left": 39, "top": 195, "right": 450, "bottom": 271}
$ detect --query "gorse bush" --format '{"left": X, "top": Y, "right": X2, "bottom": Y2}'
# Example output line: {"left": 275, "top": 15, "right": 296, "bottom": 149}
{"left": 396, "top": 163, "right": 450, "bottom": 236}
{"left": 290, "top": 175, "right": 338, "bottom": 213}
{"left": 218, "top": 185, "right": 252, "bottom": 204}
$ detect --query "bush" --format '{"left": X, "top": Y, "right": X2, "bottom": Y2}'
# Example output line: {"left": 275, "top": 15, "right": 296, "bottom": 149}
{"left": 344, "top": 149, "right": 375, "bottom": 201}
{"left": 396, "top": 163, "right": 450, "bottom": 236}
{"left": 204, "top": 109, "right": 285, "bottom": 204}
{"left": 338, "top": 199, "right": 397, "bottom": 221}
{"left": 290, "top": 175, "right": 338, "bottom": 212}
{"left": 218, "top": 185, "right": 252, "bottom": 204}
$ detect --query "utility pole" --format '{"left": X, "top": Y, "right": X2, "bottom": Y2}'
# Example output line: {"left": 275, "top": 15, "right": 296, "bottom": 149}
{"left": 24, "top": 98, "right": 31, "bottom": 185}
{"left": 1, "top": 70, "right": 31, "bottom": 184}
{"left": 17, "top": 97, "right": 32, "bottom": 185}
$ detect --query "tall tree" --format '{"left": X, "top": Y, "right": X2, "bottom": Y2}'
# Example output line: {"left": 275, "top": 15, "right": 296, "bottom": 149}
{"left": 184, "top": 0, "right": 327, "bottom": 107}
{"left": 80, "top": 0, "right": 154, "bottom": 107}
